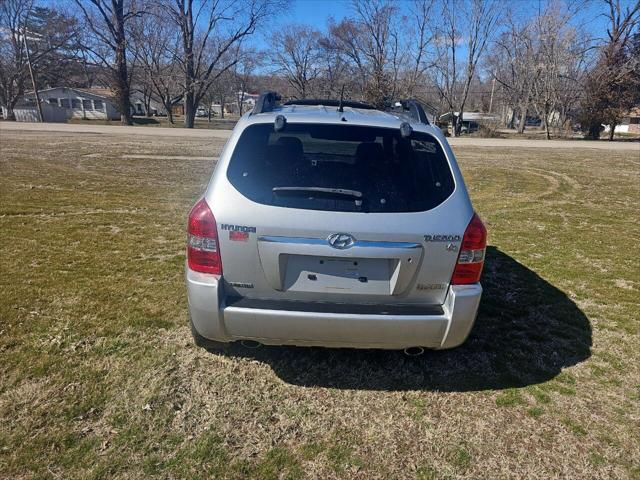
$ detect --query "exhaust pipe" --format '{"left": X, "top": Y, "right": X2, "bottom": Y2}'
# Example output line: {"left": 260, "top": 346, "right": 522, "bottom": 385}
{"left": 240, "top": 339, "right": 262, "bottom": 349}
{"left": 403, "top": 346, "right": 424, "bottom": 357}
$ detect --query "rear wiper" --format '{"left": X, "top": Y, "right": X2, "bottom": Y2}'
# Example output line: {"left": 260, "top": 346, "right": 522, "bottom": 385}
{"left": 272, "top": 186, "right": 363, "bottom": 199}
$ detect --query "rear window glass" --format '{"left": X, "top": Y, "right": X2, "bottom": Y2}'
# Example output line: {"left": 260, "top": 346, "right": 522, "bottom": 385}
{"left": 227, "top": 123, "right": 455, "bottom": 213}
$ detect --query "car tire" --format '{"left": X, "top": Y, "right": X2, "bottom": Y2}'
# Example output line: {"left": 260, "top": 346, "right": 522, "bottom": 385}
{"left": 189, "top": 316, "right": 230, "bottom": 352}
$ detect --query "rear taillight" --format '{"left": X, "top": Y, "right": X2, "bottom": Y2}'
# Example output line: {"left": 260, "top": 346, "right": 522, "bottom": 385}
{"left": 187, "top": 198, "right": 222, "bottom": 274}
{"left": 451, "top": 213, "right": 487, "bottom": 285}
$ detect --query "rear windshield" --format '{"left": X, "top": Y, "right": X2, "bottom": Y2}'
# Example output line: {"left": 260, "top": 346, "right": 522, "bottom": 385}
{"left": 227, "top": 123, "right": 455, "bottom": 213}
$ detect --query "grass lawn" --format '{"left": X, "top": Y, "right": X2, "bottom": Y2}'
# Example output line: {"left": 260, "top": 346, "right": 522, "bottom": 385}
{"left": 0, "top": 130, "right": 638, "bottom": 479}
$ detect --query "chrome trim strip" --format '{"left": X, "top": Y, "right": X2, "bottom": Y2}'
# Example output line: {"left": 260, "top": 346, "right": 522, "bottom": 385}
{"left": 258, "top": 235, "right": 421, "bottom": 249}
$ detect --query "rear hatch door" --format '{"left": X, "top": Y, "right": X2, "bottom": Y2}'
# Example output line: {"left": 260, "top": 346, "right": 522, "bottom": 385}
{"left": 214, "top": 121, "right": 469, "bottom": 305}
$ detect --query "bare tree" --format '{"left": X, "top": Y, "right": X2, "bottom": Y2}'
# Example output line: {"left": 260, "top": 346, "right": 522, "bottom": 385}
{"left": 530, "top": 10, "right": 571, "bottom": 139}
{"left": 517, "top": 3, "right": 589, "bottom": 139}
{"left": 580, "top": 0, "right": 640, "bottom": 139}
{"left": 316, "top": 35, "right": 350, "bottom": 98}
{"left": 166, "top": 0, "right": 278, "bottom": 128}
{"left": 74, "top": 0, "right": 144, "bottom": 125}
{"left": 602, "top": 0, "right": 640, "bottom": 49}
{"left": 489, "top": 14, "right": 536, "bottom": 132}
{"left": 133, "top": 77, "right": 154, "bottom": 117}
{"left": 322, "top": 0, "right": 405, "bottom": 107}
{"left": 0, "top": 1, "right": 78, "bottom": 120}
{"left": 324, "top": 18, "right": 369, "bottom": 98}
{"left": 351, "top": 0, "right": 403, "bottom": 106}
{"left": 431, "top": 0, "right": 500, "bottom": 136}
{"left": 206, "top": 69, "right": 234, "bottom": 119}
{"left": 131, "top": 5, "right": 182, "bottom": 124}
{"left": 404, "top": 0, "right": 436, "bottom": 98}
{"left": 271, "top": 25, "right": 321, "bottom": 99}
{"left": 489, "top": 2, "right": 591, "bottom": 136}
{"left": 231, "top": 47, "right": 262, "bottom": 114}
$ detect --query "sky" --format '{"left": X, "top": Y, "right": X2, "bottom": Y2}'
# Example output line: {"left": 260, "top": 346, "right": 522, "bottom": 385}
{"left": 268, "top": 0, "right": 621, "bottom": 43}
{"left": 287, "top": 0, "right": 352, "bottom": 24}
{"left": 247, "top": 0, "right": 622, "bottom": 79}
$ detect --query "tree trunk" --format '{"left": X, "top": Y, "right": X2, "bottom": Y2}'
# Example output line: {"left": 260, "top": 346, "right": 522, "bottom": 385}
{"left": 219, "top": 95, "right": 225, "bottom": 119}
{"left": 115, "top": 67, "right": 131, "bottom": 125}
{"left": 559, "top": 115, "right": 569, "bottom": 137}
{"left": 117, "top": 79, "right": 132, "bottom": 125}
{"left": 587, "top": 123, "right": 601, "bottom": 139}
{"left": 144, "top": 92, "right": 152, "bottom": 117}
{"left": 180, "top": 0, "right": 197, "bottom": 128}
{"left": 114, "top": 3, "right": 132, "bottom": 126}
{"left": 237, "top": 86, "right": 245, "bottom": 116}
{"left": 162, "top": 89, "right": 174, "bottom": 124}
{"left": 608, "top": 124, "right": 616, "bottom": 141}
{"left": 455, "top": 112, "right": 464, "bottom": 136}
{"left": 183, "top": 91, "right": 196, "bottom": 128}
{"left": 5, "top": 93, "right": 23, "bottom": 121}
{"left": 517, "top": 108, "right": 527, "bottom": 134}
{"left": 165, "top": 101, "right": 174, "bottom": 124}
{"left": 507, "top": 109, "right": 516, "bottom": 129}
{"left": 449, "top": 111, "right": 457, "bottom": 137}
{"left": 543, "top": 112, "right": 551, "bottom": 140}
{"left": 5, "top": 106, "right": 16, "bottom": 121}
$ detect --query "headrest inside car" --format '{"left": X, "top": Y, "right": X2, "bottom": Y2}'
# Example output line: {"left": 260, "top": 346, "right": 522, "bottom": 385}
{"left": 356, "top": 142, "right": 384, "bottom": 166}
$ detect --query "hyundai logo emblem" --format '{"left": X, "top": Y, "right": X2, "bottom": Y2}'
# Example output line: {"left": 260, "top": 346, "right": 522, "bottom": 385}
{"left": 327, "top": 233, "right": 355, "bottom": 249}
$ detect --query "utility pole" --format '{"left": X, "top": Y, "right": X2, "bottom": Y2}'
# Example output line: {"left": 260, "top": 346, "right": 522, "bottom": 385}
{"left": 22, "top": 31, "right": 43, "bottom": 123}
{"left": 488, "top": 76, "right": 496, "bottom": 114}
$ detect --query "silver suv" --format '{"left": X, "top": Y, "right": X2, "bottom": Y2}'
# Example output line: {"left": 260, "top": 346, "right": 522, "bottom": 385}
{"left": 186, "top": 93, "right": 487, "bottom": 352}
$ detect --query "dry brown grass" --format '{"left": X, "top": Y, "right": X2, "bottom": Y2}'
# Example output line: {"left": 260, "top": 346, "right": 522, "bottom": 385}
{"left": 0, "top": 130, "right": 638, "bottom": 479}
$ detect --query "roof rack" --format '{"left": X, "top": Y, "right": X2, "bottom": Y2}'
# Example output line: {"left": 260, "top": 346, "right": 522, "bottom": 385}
{"left": 252, "top": 92, "right": 431, "bottom": 126}
{"left": 251, "top": 91, "right": 281, "bottom": 115}
{"left": 390, "top": 99, "right": 430, "bottom": 125}
{"left": 283, "top": 99, "right": 375, "bottom": 110}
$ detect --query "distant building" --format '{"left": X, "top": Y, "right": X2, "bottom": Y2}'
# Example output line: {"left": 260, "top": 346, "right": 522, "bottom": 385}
{"left": 209, "top": 104, "right": 227, "bottom": 116}
{"left": 171, "top": 103, "right": 185, "bottom": 116}
{"left": 4, "top": 87, "right": 178, "bottom": 122}
{"left": 129, "top": 91, "right": 167, "bottom": 116}
{"left": 628, "top": 107, "right": 640, "bottom": 134}
{"left": 237, "top": 92, "right": 259, "bottom": 111}
{"left": 5, "top": 98, "right": 67, "bottom": 123}
{"left": 605, "top": 106, "right": 640, "bottom": 134}
{"left": 439, "top": 111, "right": 499, "bottom": 134}
{"left": 209, "top": 92, "right": 259, "bottom": 116}
{"left": 7, "top": 87, "right": 121, "bottom": 121}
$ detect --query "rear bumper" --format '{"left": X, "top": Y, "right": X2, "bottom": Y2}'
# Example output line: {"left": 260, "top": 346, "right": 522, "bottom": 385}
{"left": 186, "top": 267, "right": 481, "bottom": 350}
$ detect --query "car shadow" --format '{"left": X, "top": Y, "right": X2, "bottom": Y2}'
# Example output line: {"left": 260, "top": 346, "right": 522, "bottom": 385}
{"left": 213, "top": 247, "right": 592, "bottom": 392}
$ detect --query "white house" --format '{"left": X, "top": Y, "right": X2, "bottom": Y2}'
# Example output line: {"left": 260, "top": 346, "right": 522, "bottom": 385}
{"left": 209, "top": 92, "right": 259, "bottom": 116}
{"left": 130, "top": 90, "right": 168, "bottom": 116}
{"left": 238, "top": 92, "right": 259, "bottom": 110}
{"left": 603, "top": 106, "right": 640, "bottom": 135}
{"left": 15, "top": 87, "right": 121, "bottom": 121}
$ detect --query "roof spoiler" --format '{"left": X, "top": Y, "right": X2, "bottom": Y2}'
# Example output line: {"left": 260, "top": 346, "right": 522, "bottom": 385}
{"left": 251, "top": 91, "right": 281, "bottom": 115}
